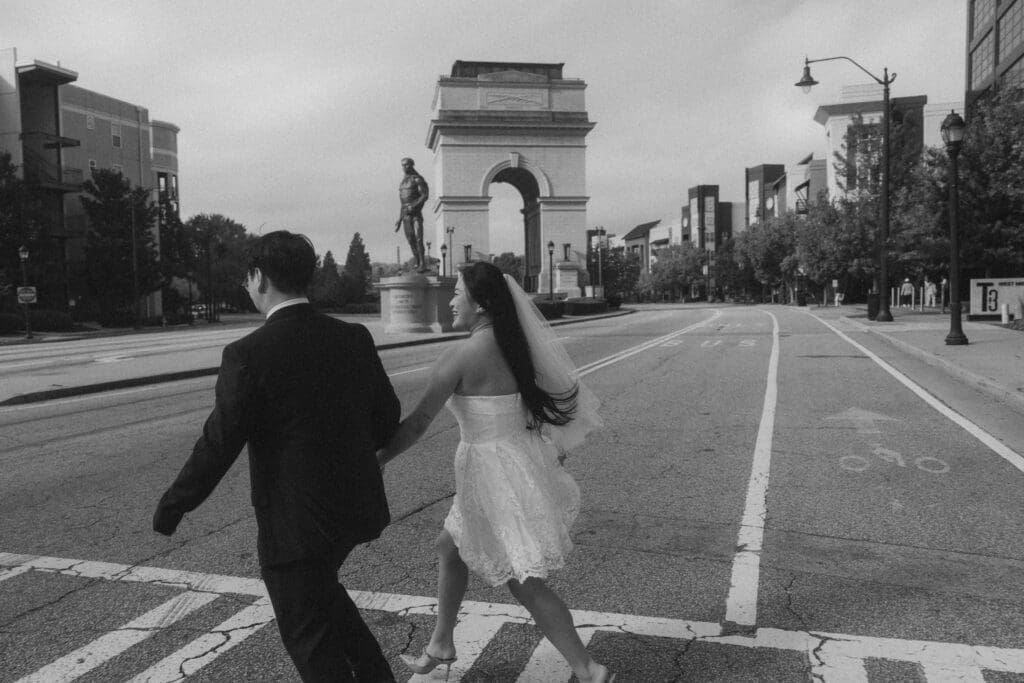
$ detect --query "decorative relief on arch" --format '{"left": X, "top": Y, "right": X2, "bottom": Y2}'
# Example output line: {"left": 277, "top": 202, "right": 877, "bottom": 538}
{"left": 479, "top": 156, "right": 552, "bottom": 198}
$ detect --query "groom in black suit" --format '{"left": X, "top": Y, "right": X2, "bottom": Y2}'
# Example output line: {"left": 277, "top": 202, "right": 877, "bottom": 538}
{"left": 153, "top": 230, "right": 400, "bottom": 682}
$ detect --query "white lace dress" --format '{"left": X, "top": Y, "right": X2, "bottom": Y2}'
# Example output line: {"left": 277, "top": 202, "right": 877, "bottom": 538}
{"left": 443, "top": 393, "right": 581, "bottom": 587}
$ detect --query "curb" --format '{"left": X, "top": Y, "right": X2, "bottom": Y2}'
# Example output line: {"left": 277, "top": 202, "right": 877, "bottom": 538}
{"left": 839, "top": 316, "right": 1024, "bottom": 413}
{"left": 0, "top": 309, "right": 634, "bottom": 406}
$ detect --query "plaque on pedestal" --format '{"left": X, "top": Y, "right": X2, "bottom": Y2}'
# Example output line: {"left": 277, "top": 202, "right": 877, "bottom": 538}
{"left": 376, "top": 275, "right": 457, "bottom": 334}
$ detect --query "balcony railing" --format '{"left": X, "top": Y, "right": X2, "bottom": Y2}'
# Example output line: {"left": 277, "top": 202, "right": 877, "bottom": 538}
{"left": 21, "top": 146, "right": 84, "bottom": 192}
{"left": 795, "top": 199, "right": 808, "bottom": 215}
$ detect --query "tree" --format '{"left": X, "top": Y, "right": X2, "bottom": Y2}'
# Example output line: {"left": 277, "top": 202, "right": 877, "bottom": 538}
{"left": 600, "top": 248, "right": 641, "bottom": 303}
{"left": 0, "top": 152, "right": 45, "bottom": 311}
{"left": 158, "top": 197, "right": 200, "bottom": 319}
{"left": 734, "top": 214, "right": 800, "bottom": 300}
{"left": 492, "top": 252, "right": 524, "bottom": 285}
{"left": 310, "top": 251, "right": 345, "bottom": 309}
{"left": 186, "top": 214, "right": 253, "bottom": 321}
{"left": 79, "top": 169, "right": 161, "bottom": 319}
{"left": 641, "top": 243, "right": 703, "bottom": 300}
{"left": 342, "top": 233, "right": 372, "bottom": 303}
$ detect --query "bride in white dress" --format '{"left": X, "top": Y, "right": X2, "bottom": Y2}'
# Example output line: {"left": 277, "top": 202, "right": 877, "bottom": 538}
{"left": 378, "top": 262, "right": 613, "bottom": 682}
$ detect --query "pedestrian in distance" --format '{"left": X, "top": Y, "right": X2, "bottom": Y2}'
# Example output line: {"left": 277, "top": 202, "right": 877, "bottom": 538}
{"left": 377, "top": 261, "right": 615, "bottom": 683}
{"left": 153, "top": 230, "right": 401, "bottom": 683}
{"left": 900, "top": 278, "right": 914, "bottom": 308}
{"left": 925, "top": 278, "right": 937, "bottom": 308}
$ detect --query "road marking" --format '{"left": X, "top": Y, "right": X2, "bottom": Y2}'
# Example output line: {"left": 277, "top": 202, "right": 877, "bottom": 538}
{"left": 724, "top": 311, "right": 780, "bottom": 627}
{"left": 577, "top": 310, "right": 722, "bottom": 376}
{"left": 126, "top": 598, "right": 275, "bottom": 683}
{"left": 388, "top": 366, "right": 430, "bottom": 378}
{"left": 15, "top": 590, "right": 218, "bottom": 683}
{"left": 3, "top": 553, "right": 1024, "bottom": 681}
{"left": 812, "top": 315, "right": 1024, "bottom": 474}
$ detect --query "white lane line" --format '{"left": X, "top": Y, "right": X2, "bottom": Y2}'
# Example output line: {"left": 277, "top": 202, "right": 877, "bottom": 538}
{"left": 724, "top": 311, "right": 780, "bottom": 627}
{"left": 388, "top": 366, "right": 430, "bottom": 378}
{"left": 920, "top": 663, "right": 986, "bottom": 682}
{"left": 14, "top": 590, "right": 218, "bottom": 683}
{"left": 577, "top": 310, "right": 722, "bottom": 377}
{"left": 812, "top": 315, "right": 1024, "bottom": 473}
{"left": 126, "top": 597, "right": 275, "bottom": 683}
{"left": 0, "top": 562, "right": 32, "bottom": 583}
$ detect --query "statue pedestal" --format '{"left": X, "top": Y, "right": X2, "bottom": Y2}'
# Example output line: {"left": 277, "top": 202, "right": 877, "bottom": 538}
{"left": 376, "top": 275, "right": 456, "bottom": 334}
{"left": 555, "top": 261, "right": 581, "bottom": 298}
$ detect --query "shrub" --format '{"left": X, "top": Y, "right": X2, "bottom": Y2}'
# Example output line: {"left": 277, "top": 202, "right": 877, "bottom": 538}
{"left": 97, "top": 310, "right": 135, "bottom": 328}
{"left": 341, "top": 302, "right": 380, "bottom": 314}
{"left": 605, "top": 294, "right": 623, "bottom": 309}
{"left": 533, "top": 299, "right": 564, "bottom": 320}
{"left": 0, "top": 312, "right": 24, "bottom": 334}
{"left": 29, "top": 309, "right": 74, "bottom": 332}
{"left": 564, "top": 298, "right": 607, "bottom": 316}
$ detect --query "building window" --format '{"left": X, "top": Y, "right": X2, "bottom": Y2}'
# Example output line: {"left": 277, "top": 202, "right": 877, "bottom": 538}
{"left": 111, "top": 123, "right": 122, "bottom": 148}
{"left": 971, "top": 31, "right": 996, "bottom": 89}
{"left": 158, "top": 173, "right": 167, "bottom": 196}
{"left": 973, "top": 0, "right": 996, "bottom": 39}
{"left": 1003, "top": 54, "right": 1024, "bottom": 89}
{"left": 86, "top": 114, "right": 95, "bottom": 130}
{"left": 170, "top": 174, "right": 178, "bottom": 199}
{"left": 112, "top": 164, "right": 123, "bottom": 174}
{"left": 1000, "top": 0, "right": 1024, "bottom": 62}
{"left": 88, "top": 159, "right": 97, "bottom": 170}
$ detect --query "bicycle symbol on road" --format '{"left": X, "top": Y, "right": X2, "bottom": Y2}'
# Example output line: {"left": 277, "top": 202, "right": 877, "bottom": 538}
{"left": 839, "top": 444, "right": 950, "bottom": 474}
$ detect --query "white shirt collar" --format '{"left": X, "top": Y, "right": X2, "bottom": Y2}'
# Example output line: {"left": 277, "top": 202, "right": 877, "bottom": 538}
{"left": 265, "top": 297, "right": 310, "bottom": 320}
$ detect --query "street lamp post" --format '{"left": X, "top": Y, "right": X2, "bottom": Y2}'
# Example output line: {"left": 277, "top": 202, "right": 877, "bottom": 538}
{"left": 129, "top": 200, "right": 141, "bottom": 329}
{"left": 446, "top": 225, "right": 455, "bottom": 271}
{"left": 440, "top": 243, "right": 448, "bottom": 277}
{"left": 426, "top": 241, "right": 431, "bottom": 271}
{"left": 797, "top": 55, "right": 895, "bottom": 322}
{"left": 18, "top": 245, "right": 32, "bottom": 340}
{"left": 547, "top": 240, "right": 555, "bottom": 302}
{"left": 941, "top": 110, "right": 968, "bottom": 346}
{"left": 595, "top": 227, "right": 604, "bottom": 292}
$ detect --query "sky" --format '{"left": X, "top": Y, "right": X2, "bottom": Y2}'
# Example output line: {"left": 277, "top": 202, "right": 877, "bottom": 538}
{"left": 7, "top": 0, "right": 967, "bottom": 264}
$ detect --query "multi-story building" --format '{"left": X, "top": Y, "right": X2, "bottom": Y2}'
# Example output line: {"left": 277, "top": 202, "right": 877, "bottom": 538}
{"left": 966, "top": 0, "right": 1024, "bottom": 107}
{"left": 745, "top": 164, "right": 786, "bottom": 227}
{"left": 0, "top": 49, "right": 81, "bottom": 309}
{"left": 0, "top": 48, "right": 180, "bottom": 316}
{"left": 786, "top": 154, "right": 827, "bottom": 216}
{"left": 684, "top": 185, "right": 742, "bottom": 253}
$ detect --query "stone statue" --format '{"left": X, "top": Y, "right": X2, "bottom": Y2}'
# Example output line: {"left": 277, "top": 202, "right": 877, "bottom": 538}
{"left": 396, "top": 157, "right": 429, "bottom": 273}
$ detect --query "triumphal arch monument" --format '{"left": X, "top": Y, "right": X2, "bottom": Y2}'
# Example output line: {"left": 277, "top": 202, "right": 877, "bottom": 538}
{"left": 427, "top": 61, "right": 596, "bottom": 294}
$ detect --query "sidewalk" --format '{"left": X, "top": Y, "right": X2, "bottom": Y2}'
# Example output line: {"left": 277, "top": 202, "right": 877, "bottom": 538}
{"left": 0, "top": 309, "right": 633, "bottom": 405}
{"left": 810, "top": 303, "right": 1024, "bottom": 413}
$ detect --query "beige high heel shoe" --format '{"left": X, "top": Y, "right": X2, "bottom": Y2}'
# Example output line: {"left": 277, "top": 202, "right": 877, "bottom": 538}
{"left": 399, "top": 649, "right": 457, "bottom": 680}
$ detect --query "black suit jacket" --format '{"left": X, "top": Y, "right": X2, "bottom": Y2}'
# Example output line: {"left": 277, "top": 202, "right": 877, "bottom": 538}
{"left": 154, "top": 304, "right": 401, "bottom": 567}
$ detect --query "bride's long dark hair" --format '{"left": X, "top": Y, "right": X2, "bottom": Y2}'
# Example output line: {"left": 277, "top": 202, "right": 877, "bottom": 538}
{"left": 460, "top": 261, "right": 577, "bottom": 428}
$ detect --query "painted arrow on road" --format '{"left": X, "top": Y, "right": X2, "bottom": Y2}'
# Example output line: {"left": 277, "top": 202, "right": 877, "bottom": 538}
{"left": 824, "top": 407, "right": 897, "bottom": 434}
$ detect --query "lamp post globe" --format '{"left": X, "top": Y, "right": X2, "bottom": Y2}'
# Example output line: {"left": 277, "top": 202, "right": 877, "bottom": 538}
{"left": 941, "top": 110, "right": 968, "bottom": 346}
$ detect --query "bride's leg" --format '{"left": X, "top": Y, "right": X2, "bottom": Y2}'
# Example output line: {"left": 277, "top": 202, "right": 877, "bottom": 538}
{"left": 425, "top": 529, "right": 467, "bottom": 659}
{"left": 507, "top": 577, "right": 607, "bottom": 681}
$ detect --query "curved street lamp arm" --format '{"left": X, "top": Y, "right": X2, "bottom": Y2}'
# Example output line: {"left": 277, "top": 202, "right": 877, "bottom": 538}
{"left": 805, "top": 56, "right": 896, "bottom": 86}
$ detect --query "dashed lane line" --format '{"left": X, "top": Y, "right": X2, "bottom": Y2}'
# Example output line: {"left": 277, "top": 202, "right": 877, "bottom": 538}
{"left": 724, "top": 311, "right": 780, "bottom": 627}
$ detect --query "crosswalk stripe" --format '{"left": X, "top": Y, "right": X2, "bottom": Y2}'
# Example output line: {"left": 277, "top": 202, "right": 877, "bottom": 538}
{"left": 125, "top": 597, "right": 275, "bottom": 683}
{"left": 14, "top": 590, "right": 218, "bottom": 683}
{"left": 517, "top": 627, "right": 595, "bottom": 683}
{"left": 0, "top": 562, "right": 32, "bottom": 583}
{"left": 5, "top": 553, "right": 1024, "bottom": 679}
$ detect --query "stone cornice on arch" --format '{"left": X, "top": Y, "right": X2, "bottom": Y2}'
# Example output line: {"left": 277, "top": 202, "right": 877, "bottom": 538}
{"left": 480, "top": 156, "right": 552, "bottom": 198}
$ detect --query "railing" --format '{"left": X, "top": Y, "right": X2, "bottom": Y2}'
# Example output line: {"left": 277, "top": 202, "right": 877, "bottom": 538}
{"left": 20, "top": 146, "right": 83, "bottom": 192}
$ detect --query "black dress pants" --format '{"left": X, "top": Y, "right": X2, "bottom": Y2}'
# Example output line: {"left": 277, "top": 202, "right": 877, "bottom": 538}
{"left": 261, "top": 545, "right": 395, "bottom": 682}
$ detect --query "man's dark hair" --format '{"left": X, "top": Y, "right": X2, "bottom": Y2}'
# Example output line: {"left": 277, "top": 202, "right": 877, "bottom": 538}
{"left": 245, "top": 230, "right": 317, "bottom": 294}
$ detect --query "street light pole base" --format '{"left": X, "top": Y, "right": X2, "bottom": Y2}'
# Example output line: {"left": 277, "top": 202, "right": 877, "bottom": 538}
{"left": 874, "top": 310, "right": 893, "bottom": 322}
{"left": 945, "top": 332, "right": 969, "bottom": 345}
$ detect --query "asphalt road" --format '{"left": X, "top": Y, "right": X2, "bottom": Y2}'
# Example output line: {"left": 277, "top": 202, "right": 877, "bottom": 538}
{"left": 1, "top": 305, "right": 1023, "bottom": 682}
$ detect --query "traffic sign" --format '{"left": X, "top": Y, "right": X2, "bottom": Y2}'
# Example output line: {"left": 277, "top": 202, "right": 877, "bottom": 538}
{"left": 17, "top": 286, "right": 37, "bottom": 304}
